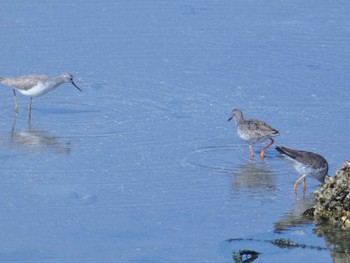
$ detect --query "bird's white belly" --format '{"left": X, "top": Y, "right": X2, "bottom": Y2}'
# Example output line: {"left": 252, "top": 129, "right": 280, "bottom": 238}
{"left": 293, "top": 161, "right": 326, "bottom": 180}
{"left": 294, "top": 162, "right": 313, "bottom": 175}
{"left": 17, "top": 82, "right": 57, "bottom": 97}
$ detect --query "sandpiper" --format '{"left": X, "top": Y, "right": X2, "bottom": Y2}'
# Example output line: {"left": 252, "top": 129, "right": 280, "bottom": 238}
{"left": 228, "top": 108, "right": 279, "bottom": 158}
{"left": 275, "top": 146, "right": 328, "bottom": 194}
{"left": 0, "top": 73, "right": 82, "bottom": 116}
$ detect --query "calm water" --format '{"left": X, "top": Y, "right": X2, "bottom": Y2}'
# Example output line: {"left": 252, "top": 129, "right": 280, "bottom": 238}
{"left": 0, "top": 1, "right": 349, "bottom": 262}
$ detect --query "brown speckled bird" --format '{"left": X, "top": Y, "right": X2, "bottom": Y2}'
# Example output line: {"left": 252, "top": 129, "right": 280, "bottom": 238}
{"left": 228, "top": 109, "right": 279, "bottom": 158}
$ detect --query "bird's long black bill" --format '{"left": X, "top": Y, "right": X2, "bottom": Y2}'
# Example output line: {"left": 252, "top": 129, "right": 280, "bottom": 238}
{"left": 228, "top": 116, "right": 233, "bottom": 121}
{"left": 72, "top": 81, "right": 82, "bottom": 92}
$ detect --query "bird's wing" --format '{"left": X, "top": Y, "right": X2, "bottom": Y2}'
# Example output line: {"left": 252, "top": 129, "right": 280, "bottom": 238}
{"left": 245, "top": 120, "right": 279, "bottom": 137}
{"left": 276, "top": 146, "right": 327, "bottom": 169}
{"left": 0, "top": 74, "right": 49, "bottom": 90}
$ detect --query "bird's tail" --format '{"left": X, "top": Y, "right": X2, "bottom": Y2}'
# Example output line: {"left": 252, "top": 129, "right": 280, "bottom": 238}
{"left": 275, "top": 146, "right": 300, "bottom": 160}
{"left": 275, "top": 146, "right": 285, "bottom": 154}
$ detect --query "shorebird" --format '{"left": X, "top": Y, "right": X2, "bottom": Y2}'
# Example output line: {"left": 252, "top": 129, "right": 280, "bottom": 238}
{"left": 228, "top": 108, "right": 279, "bottom": 158}
{"left": 0, "top": 73, "right": 82, "bottom": 117}
{"left": 275, "top": 146, "right": 328, "bottom": 194}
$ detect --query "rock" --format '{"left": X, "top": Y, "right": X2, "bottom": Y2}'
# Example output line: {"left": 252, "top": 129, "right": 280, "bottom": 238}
{"left": 311, "top": 161, "right": 350, "bottom": 228}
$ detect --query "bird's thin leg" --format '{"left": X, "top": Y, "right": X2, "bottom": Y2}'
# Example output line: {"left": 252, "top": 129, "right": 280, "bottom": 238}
{"left": 28, "top": 97, "right": 33, "bottom": 122}
{"left": 11, "top": 114, "right": 18, "bottom": 135}
{"left": 249, "top": 145, "right": 255, "bottom": 158}
{"left": 13, "top": 89, "right": 18, "bottom": 114}
{"left": 302, "top": 177, "right": 307, "bottom": 191}
{"left": 294, "top": 174, "right": 307, "bottom": 194}
{"left": 260, "top": 138, "right": 275, "bottom": 159}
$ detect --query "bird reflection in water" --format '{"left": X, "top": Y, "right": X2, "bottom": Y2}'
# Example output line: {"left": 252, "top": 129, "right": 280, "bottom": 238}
{"left": 232, "top": 160, "right": 277, "bottom": 192}
{"left": 274, "top": 193, "right": 315, "bottom": 233}
{"left": 9, "top": 117, "right": 71, "bottom": 155}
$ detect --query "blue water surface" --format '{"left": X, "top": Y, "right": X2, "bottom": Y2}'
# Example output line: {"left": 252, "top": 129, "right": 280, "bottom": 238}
{"left": 0, "top": 1, "right": 349, "bottom": 262}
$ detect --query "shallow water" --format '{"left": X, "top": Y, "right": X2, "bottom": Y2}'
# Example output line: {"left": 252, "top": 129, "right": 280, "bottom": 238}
{"left": 0, "top": 1, "right": 349, "bottom": 262}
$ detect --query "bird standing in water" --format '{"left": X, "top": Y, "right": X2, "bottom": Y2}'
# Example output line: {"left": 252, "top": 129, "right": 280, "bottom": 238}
{"left": 0, "top": 73, "right": 82, "bottom": 119}
{"left": 275, "top": 146, "right": 328, "bottom": 194}
{"left": 228, "top": 108, "right": 279, "bottom": 159}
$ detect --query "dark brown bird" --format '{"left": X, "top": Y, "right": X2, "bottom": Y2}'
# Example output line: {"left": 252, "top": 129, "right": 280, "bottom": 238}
{"left": 276, "top": 146, "right": 328, "bottom": 193}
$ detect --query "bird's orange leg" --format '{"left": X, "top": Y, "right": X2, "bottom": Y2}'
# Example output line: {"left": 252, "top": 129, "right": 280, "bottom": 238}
{"left": 294, "top": 174, "right": 307, "bottom": 194}
{"left": 260, "top": 139, "right": 275, "bottom": 159}
{"left": 302, "top": 177, "right": 307, "bottom": 191}
{"left": 249, "top": 145, "right": 255, "bottom": 158}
